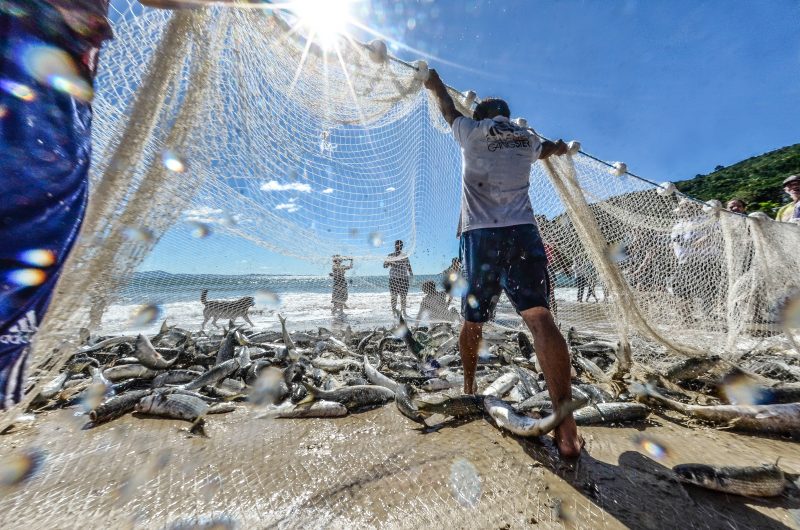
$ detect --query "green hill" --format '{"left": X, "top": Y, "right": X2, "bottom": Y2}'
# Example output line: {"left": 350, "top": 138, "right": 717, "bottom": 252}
{"left": 674, "top": 143, "right": 800, "bottom": 214}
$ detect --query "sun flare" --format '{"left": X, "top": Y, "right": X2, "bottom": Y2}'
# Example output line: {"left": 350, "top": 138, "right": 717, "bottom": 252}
{"left": 285, "top": 0, "right": 359, "bottom": 50}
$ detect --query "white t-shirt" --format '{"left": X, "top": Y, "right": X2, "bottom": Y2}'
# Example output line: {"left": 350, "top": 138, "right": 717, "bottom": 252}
{"left": 452, "top": 115, "right": 543, "bottom": 235}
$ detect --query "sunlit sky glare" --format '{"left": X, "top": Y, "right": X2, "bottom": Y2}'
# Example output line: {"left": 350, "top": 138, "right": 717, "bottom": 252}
{"left": 129, "top": 0, "right": 800, "bottom": 276}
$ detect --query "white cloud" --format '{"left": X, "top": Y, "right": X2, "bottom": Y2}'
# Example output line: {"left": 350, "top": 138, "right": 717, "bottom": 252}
{"left": 322, "top": 188, "right": 334, "bottom": 194}
{"left": 260, "top": 180, "right": 312, "bottom": 193}
{"left": 183, "top": 207, "right": 242, "bottom": 226}
{"left": 275, "top": 203, "right": 300, "bottom": 213}
{"left": 184, "top": 207, "right": 223, "bottom": 217}
{"left": 385, "top": 187, "right": 396, "bottom": 192}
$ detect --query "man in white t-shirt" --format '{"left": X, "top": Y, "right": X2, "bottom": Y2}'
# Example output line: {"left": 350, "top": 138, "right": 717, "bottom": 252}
{"left": 425, "top": 69, "right": 581, "bottom": 458}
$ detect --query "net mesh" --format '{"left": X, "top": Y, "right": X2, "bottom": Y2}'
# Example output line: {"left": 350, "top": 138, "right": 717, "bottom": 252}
{"left": 2, "top": 4, "right": 800, "bottom": 525}
{"left": 15, "top": 0, "right": 800, "bottom": 408}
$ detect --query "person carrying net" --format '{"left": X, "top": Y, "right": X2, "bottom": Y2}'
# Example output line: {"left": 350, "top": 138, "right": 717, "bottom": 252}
{"left": 424, "top": 68, "right": 582, "bottom": 458}
{"left": 383, "top": 240, "right": 413, "bottom": 318}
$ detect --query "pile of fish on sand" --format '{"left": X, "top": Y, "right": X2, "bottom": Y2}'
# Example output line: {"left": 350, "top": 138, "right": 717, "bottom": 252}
{"left": 26, "top": 315, "right": 800, "bottom": 497}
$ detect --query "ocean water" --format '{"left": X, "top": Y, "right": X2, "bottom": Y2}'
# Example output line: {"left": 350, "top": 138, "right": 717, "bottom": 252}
{"left": 101, "top": 271, "right": 589, "bottom": 334}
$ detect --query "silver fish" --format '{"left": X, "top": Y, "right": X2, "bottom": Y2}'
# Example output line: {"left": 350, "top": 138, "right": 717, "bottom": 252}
{"left": 207, "top": 403, "right": 237, "bottom": 415}
{"left": 78, "top": 336, "right": 136, "bottom": 355}
{"left": 261, "top": 400, "right": 348, "bottom": 419}
{"left": 39, "top": 372, "right": 68, "bottom": 400}
{"left": 151, "top": 370, "right": 203, "bottom": 388}
{"left": 573, "top": 402, "right": 649, "bottom": 425}
{"left": 673, "top": 463, "right": 786, "bottom": 497}
{"left": 422, "top": 378, "right": 455, "bottom": 392}
{"left": 311, "top": 357, "right": 360, "bottom": 373}
{"left": 103, "top": 364, "right": 158, "bottom": 382}
{"left": 640, "top": 385, "right": 800, "bottom": 434}
{"left": 395, "top": 383, "right": 426, "bottom": 425}
{"left": 132, "top": 334, "right": 179, "bottom": 370}
{"left": 182, "top": 358, "right": 240, "bottom": 391}
{"left": 215, "top": 329, "right": 238, "bottom": 365}
{"left": 278, "top": 314, "right": 298, "bottom": 359}
{"left": 90, "top": 390, "right": 152, "bottom": 424}
{"left": 484, "top": 397, "right": 587, "bottom": 437}
{"left": 482, "top": 372, "right": 519, "bottom": 398}
{"left": 136, "top": 393, "right": 209, "bottom": 425}
{"left": 573, "top": 355, "right": 610, "bottom": 383}
{"left": 301, "top": 382, "right": 395, "bottom": 410}
{"left": 414, "top": 394, "right": 486, "bottom": 418}
{"left": 363, "top": 355, "right": 400, "bottom": 394}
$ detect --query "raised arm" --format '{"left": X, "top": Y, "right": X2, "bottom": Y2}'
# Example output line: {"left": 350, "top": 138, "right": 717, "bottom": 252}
{"left": 423, "top": 69, "right": 463, "bottom": 126}
{"left": 539, "top": 139, "right": 569, "bottom": 159}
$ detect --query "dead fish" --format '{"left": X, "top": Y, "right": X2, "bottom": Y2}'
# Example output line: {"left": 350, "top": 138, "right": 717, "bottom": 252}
{"left": 421, "top": 378, "right": 455, "bottom": 392}
{"left": 182, "top": 358, "right": 240, "bottom": 391}
{"left": 357, "top": 330, "right": 378, "bottom": 354}
{"left": 414, "top": 394, "right": 486, "bottom": 419}
{"left": 135, "top": 393, "right": 208, "bottom": 433}
{"left": 132, "top": 334, "right": 179, "bottom": 370}
{"left": 572, "top": 402, "right": 649, "bottom": 425}
{"left": 103, "top": 364, "right": 158, "bottom": 382}
{"left": 38, "top": 372, "right": 68, "bottom": 400}
{"left": 396, "top": 316, "right": 423, "bottom": 356}
{"left": 574, "top": 383, "right": 613, "bottom": 403}
{"left": 673, "top": 463, "right": 786, "bottom": 497}
{"left": 78, "top": 336, "right": 136, "bottom": 355}
{"left": 573, "top": 340, "right": 618, "bottom": 354}
{"left": 482, "top": 372, "right": 519, "bottom": 398}
{"left": 301, "top": 382, "right": 395, "bottom": 410}
{"left": 517, "top": 332, "right": 534, "bottom": 359}
{"left": 151, "top": 370, "right": 203, "bottom": 388}
{"left": 638, "top": 385, "right": 800, "bottom": 434}
{"left": 215, "top": 329, "right": 238, "bottom": 365}
{"left": 278, "top": 314, "right": 298, "bottom": 360}
{"left": 311, "top": 357, "right": 360, "bottom": 373}
{"left": 436, "top": 353, "right": 460, "bottom": 366}
{"left": 395, "top": 383, "right": 426, "bottom": 425}
{"left": 207, "top": 403, "right": 237, "bottom": 415}
{"left": 89, "top": 390, "right": 153, "bottom": 424}
{"left": 515, "top": 366, "right": 541, "bottom": 396}
{"left": 261, "top": 400, "right": 348, "bottom": 419}
{"left": 363, "top": 355, "right": 400, "bottom": 394}
{"left": 664, "top": 356, "right": 721, "bottom": 382}
{"left": 484, "top": 397, "right": 587, "bottom": 437}
{"left": 573, "top": 355, "right": 610, "bottom": 383}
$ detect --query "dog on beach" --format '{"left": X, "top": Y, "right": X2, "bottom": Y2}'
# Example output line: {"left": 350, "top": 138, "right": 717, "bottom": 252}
{"left": 200, "top": 289, "right": 255, "bottom": 329}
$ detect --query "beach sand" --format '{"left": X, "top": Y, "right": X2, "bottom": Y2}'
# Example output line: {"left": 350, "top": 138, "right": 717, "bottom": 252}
{"left": 1, "top": 402, "right": 798, "bottom": 528}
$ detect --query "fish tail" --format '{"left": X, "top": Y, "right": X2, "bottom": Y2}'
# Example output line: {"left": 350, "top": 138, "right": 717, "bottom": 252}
{"left": 300, "top": 381, "right": 320, "bottom": 402}
{"left": 200, "top": 289, "right": 208, "bottom": 305}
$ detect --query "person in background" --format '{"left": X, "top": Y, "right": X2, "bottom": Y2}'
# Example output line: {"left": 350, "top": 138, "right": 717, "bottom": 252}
{"left": 726, "top": 198, "right": 747, "bottom": 215}
{"left": 329, "top": 255, "right": 353, "bottom": 317}
{"left": 776, "top": 175, "right": 800, "bottom": 223}
{"left": 0, "top": 0, "right": 224, "bottom": 409}
{"left": 383, "top": 239, "right": 413, "bottom": 318}
{"left": 425, "top": 67, "right": 581, "bottom": 458}
{"left": 572, "top": 255, "right": 595, "bottom": 303}
{"left": 415, "top": 280, "right": 458, "bottom": 326}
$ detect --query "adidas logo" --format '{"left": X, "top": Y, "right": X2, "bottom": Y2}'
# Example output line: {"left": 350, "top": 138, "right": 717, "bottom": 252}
{"left": 0, "top": 310, "right": 38, "bottom": 345}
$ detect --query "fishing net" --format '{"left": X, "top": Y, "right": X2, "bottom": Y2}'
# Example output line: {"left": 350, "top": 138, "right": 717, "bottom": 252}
{"left": 2, "top": 3, "right": 800, "bottom": 527}
{"left": 10, "top": 1, "right": 798, "bottom": 408}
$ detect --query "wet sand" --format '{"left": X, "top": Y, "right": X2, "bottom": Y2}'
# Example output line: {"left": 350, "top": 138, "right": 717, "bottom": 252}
{"left": 1, "top": 405, "right": 798, "bottom": 529}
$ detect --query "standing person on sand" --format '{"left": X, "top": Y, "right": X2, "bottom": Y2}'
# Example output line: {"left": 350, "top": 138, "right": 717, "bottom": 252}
{"left": 329, "top": 255, "right": 353, "bottom": 317}
{"left": 0, "top": 0, "right": 226, "bottom": 409}
{"left": 383, "top": 240, "right": 413, "bottom": 318}
{"left": 424, "top": 69, "right": 582, "bottom": 458}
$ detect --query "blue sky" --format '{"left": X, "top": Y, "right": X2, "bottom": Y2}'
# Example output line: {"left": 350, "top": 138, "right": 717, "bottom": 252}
{"left": 126, "top": 0, "right": 800, "bottom": 276}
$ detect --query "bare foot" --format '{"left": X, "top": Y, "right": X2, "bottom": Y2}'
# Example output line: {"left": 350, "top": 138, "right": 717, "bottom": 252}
{"left": 554, "top": 418, "right": 583, "bottom": 459}
{"left": 463, "top": 378, "right": 478, "bottom": 395}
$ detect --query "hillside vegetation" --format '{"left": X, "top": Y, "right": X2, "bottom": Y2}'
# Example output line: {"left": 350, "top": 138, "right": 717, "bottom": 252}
{"left": 675, "top": 143, "right": 800, "bottom": 214}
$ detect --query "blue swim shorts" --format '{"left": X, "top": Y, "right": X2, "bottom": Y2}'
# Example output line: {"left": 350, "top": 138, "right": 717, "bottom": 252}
{"left": 459, "top": 224, "right": 550, "bottom": 323}
{"left": 0, "top": 14, "right": 93, "bottom": 408}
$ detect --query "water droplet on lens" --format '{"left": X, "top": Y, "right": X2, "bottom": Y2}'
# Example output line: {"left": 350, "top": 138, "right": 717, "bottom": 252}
{"left": 255, "top": 290, "right": 280, "bottom": 309}
{"left": 446, "top": 272, "right": 467, "bottom": 297}
{"left": 0, "top": 79, "right": 36, "bottom": 101}
{"left": 198, "top": 475, "right": 222, "bottom": 501}
{"left": 466, "top": 294, "right": 479, "bottom": 309}
{"left": 19, "top": 249, "right": 56, "bottom": 267}
{"left": 608, "top": 242, "right": 628, "bottom": 263}
{"left": 161, "top": 149, "right": 186, "bottom": 173}
{"left": 130, "top": 304, "right": 161, "bottom": 328}
{"left": 189, "top": 221, "right": 211, "bottom": 239}
{"left": 123, "top": 226, "right": 154, "bottom": 243}
{"left": 0, "top": 448, "right": 46, "bottom": 489}
{"left": 449, "top": 458, "right": 481, "bottom": 508}
{"left": 720, "top": 371, "right": 768, "bottom": 405}
{"left": 349, "top": 228, "right": 359, "bottom": 237}
{"left": 368, "top": 232, "right": 383, "bottom": 247}
{"left": 8, "top": 268, "right": 46, "bottom": 287}
{"left": 632, "top": 434, "right": 669, "bottom": 461}
{"left": 780, "top": 291, "right": 800, "bottom": 329}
